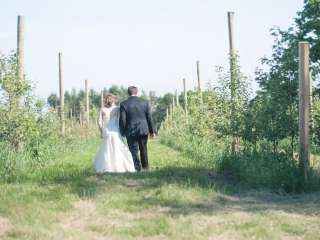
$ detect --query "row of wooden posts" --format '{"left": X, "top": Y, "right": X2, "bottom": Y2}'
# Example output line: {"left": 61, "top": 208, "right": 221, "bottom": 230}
{"left": 59, "top": 55, "right": 93, "bottom": 134}
{"left": 15, "top": 13, "right": 311, "bottom": 181}
{"left": 16, "top": 16, "right": 103, "bottom": 135}
{"left": 165, "top": 12, "right": 236, "bottom": 119}
{"left": 59, "top": 52, "right": 105, "bottom": 134}
{"left": 164, "top": 12, "right": 312, "bottom": 182}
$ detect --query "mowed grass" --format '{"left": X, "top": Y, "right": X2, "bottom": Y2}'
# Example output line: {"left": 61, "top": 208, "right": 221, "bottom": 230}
{"left": 0, "top": 139, "right": 320, "bottom": 239}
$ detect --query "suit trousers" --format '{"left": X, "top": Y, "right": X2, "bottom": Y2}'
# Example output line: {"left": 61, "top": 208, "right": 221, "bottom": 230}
{"left": 126, "top": 135, "right": 149, "bottom": 171}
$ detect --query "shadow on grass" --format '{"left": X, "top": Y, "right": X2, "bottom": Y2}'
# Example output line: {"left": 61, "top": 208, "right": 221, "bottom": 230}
{"left": 34, "top": 163, "right": 320, "bottom": 218}
{"left": 5, "top": 135, "right": 319, "bottom": 219}
{"left": 39, "top": 164, "right": 223, "bottom": 199}
{"left": 111, "top": 167, "right": 320, "bottom": 216}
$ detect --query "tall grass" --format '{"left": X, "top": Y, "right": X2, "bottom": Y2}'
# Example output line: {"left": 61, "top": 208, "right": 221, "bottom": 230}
{"left": 160, "top": 98, "right": 320, "bottom": 193}
{"left": 0, "top": 120, "right": 99, "bottom": 183}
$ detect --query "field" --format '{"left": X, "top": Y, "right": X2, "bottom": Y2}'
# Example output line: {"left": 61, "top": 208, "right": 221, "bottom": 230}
{"left": 0, "top": 139, "right": 319, "bottom": 240}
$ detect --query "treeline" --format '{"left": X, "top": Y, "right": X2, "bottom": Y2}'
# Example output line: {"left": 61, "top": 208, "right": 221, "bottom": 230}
{"left": 47, "top": 86, "right": 174, "bottom": 130}
{"left": 160, "top": 0, "right": 320, "bottom": 192}
{"left": 47, "top": 85, "right": 129, "bottom": 115}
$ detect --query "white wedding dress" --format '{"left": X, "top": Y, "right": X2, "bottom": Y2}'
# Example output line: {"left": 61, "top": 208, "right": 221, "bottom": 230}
{"left": 94, "top": 105, "right": 135, "bottom": 173}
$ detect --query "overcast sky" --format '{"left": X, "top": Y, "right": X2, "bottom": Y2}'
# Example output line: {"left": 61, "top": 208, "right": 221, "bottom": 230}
{"left": 1, "top": 0, "right": 303, "bottom": 99}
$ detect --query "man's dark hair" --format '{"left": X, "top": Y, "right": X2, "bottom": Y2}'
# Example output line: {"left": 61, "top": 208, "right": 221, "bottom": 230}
{"left": 128, "top": 86, "right": 138, "bottom": 96}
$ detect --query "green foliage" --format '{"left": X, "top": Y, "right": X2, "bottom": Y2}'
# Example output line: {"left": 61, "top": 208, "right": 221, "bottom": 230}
{"left": 153, "top": 93, "right": 174, "bottom": 129}
{"left": 0, "top": 53, "right": 31, "bottom": 106}
{"left": 1, "top": 140, "right": 320, "bottom": 239}
{"left": 159, "top": 13, "right": 320, "bottom": 192}
{"left": 0, "top": 52, "right": 99, "bottom": 182}
{"left": 249, "top": 0, "right": 320, "bottom": 150}
{"left": 217, "top": 142, "right": 303, "bottom": 192}
{"left": 296, "top": 0, "right": 320, "bottom": 69}
{"left": 0, "top": 53, "right": 35, "bottom": 149}
{"left": 313, "top": 96, "right": 320, "bottom": 145}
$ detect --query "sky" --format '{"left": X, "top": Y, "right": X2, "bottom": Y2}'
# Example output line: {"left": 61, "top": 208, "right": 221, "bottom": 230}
{"left": 1, "top": 0, "right": 304, "bottom": 99}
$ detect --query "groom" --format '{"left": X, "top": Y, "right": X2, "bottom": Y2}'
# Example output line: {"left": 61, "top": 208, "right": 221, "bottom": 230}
{"left": 119, "top": 86, "right": 156, "bottom": 171}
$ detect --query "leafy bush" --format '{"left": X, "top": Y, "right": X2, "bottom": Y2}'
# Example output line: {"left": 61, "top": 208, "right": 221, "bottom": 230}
{"left": 217, "top": 143, "right": 302, "bottom": 192}
{"left": 0, "top": 52, "right": 99, "bottom": 182}
{"left": 159, "top": 54, "right": 320, "bottom": 192}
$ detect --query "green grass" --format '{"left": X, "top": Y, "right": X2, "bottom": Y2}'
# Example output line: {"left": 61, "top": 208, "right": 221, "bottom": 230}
{"left": 0, "top": 139, "right": 320, "bottom": 239}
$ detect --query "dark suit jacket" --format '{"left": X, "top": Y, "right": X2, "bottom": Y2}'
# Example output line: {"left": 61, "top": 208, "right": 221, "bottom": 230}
{"left": 119, "top": 96, "right": 156, "bottom": 137}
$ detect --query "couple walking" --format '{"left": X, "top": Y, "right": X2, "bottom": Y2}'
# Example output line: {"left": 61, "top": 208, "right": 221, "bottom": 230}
{"left": 94, "top": 86, "right": 156, "bottom": 173}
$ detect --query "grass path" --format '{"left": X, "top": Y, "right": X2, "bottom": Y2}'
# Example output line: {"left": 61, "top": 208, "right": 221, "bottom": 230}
{"left": 0, "top": 139, "right": 320, "bottom": 239}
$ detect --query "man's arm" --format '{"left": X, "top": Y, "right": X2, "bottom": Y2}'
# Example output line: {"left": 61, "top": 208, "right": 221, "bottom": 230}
{"left": 146, "top": 102, "right": 156, "bottom": 135}
{"left": 119, "top": 104, "right": 126, "bottom": 136}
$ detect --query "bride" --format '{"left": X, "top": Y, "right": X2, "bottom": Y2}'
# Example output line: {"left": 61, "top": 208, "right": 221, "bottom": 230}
{"left": 94, "top": 94, "right": 135, "bottom": 173}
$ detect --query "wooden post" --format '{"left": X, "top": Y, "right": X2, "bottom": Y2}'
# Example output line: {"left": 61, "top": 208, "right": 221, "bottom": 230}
{"left": 228, "top": 11, "right": 236, "bottom": 98}
{"left": 80, "top": 110, "right": 83, "bottom": 127}
{"left": 17, "top": 16, "right": 25, "bottom": 82}
{"left": 58, "top": 52, "right": 65, "bottom": 134}
{"left": 228, "top": 11, "right": 237, "bottom": 153}
{"left": 175, "top": 90, "right": 179, "bottom": 107}
{"left": 309, "top": 71, "right": 314, "bottom": 134}
{"left": 228, "top": 12, "right": 235, "bottom": 55}
{"left": 100, "top": 90, "right": 104, "bottom": 108}
{"left": 85, "top": 80, "right": 90, "bottom": 126}
{"left": 228, "top": 11, "right": 236, "bottom": 99}
{"left": 165, "top": 107, "right": 169, "bottom": 129}
{"left": 196, "top": 60, "right": 201, "bottom": 92}
{"left": 172, "top": 94, "right": 176, "bottom": 110}
{"left": 183, "top": 78, "right": 188, "bottom": 114}
{"left": 149, "top": 91, "right": 155, "bottom": 109}
{"left": 17, "top": 16, "right": 25, "bottom": 106}
{"left": 299, "top": 42, "right": 310, "bottom": 182}
{"left": 309, "top": 71, "right": 315, "bottom": 166}
{"left": 70, "top": 108, "right": 73, "bottom": 128}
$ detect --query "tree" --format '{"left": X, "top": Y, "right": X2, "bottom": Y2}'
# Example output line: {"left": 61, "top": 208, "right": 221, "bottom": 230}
{"left": 246, "top": 0, "right": 320, "bottom": 154}
{"left": 47, "top": 93, "right": 58, "bottom": 109}
{"left": 153, "top": 93, "right": 173, "bottom": 129}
